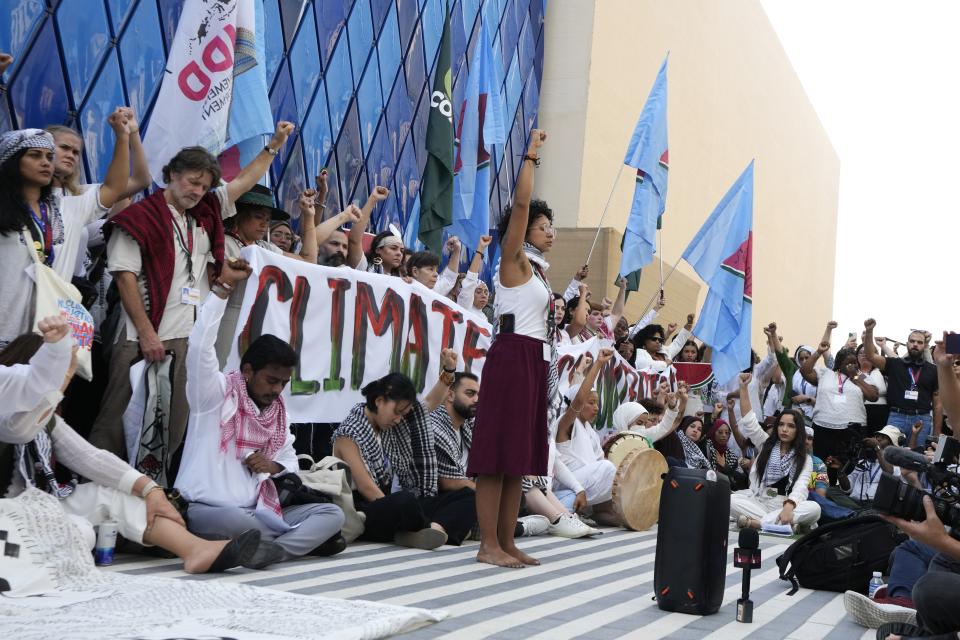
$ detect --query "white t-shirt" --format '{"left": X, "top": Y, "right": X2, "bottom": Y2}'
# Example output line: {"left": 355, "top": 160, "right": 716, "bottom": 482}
{"left": 863, "top": 368, "right": 887, "bottom": 406}
{"left": 812, "top": 367, "right": 867, "bottom": 429}
{"left": 108, "top": 186, "right": 235, "bottom": 342}
{"left": 52, "top": 185, "right": 107, "bottom": 282}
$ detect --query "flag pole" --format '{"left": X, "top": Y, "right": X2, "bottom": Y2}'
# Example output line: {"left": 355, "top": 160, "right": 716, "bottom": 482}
{"left": 636, "top": 253, "right": 682, "bottom": 320}
{"left": 658, "top": 228, "right": 664, "bottom": 288}
{"left": 584, "top": 164, "right": 626, "bottom": 266}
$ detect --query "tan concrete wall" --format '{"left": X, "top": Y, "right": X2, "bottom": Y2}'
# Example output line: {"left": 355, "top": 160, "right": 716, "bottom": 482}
{"left": 537, "top": 0, "right": 840, "bottom": 353}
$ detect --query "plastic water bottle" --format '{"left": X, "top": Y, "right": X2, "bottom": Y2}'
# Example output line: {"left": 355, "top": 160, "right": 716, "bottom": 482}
{"left": 868, "top": 571, "right": 885, "bottom": 598}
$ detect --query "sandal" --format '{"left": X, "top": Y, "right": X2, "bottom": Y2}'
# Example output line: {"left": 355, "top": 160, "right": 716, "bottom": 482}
{"left": 206, "top": 529, "right": 261, "bottom": 573}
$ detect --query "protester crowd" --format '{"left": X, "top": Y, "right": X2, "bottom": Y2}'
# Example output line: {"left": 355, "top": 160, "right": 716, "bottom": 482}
{"left": 1, "top": 93, "right": 959, "bottom": 640}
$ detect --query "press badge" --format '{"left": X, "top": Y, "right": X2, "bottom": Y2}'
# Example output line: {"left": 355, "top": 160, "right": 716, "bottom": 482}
{"left": 904, "top": 389, "right": 919, "bottom": 401}
{"left": 543, "top": 342, "right": 552, "bottom": 362}
{"left": 181, "top": 286, "right": 201, "bottom": 306}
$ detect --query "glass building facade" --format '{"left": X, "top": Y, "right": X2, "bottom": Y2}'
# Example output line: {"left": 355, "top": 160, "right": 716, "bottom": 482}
{"left": 0, "top": 0, "right": 545, "bottom": 233}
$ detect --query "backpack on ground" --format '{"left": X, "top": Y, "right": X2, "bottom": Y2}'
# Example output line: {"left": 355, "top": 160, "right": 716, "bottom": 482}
{"left": 775, "top": 514, "right": 905, "bottom": 595}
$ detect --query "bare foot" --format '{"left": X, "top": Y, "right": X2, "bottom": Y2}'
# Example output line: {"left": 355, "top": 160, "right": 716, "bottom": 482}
{"left": 503, "top": 544, "right": 540, "bottom": 566}
{"left": 476, "top": 548, "right": 525, "bottom": 568}
{"left": 183, "top": 540, "right": 230, "bottom": 574}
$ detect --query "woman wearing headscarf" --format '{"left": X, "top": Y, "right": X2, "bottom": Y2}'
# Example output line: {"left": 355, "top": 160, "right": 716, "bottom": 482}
{"left": 707, "top": 418, "right": 749, "bottom": 490}
{"left": 0, "top": 129, "right": 59, "bottom": 348}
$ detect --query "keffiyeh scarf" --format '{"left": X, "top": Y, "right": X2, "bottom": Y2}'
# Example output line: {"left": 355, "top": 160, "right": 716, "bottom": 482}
{"left": 14, "top": 418, "right": 75, "bottom": 499}
{"left": 220, "top": 370, "right": 287, "bottom": 517}
{"left": 677, "top": 430, "right": 711, "bottom": 470}
{"left": 763, "top": 444, "right": 797, "bottom": 488}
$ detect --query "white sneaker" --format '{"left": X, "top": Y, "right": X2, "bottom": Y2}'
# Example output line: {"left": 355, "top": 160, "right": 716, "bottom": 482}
{"left": 548, "top": 514, "right": 596, "bottom": 538}
{"left": 843, "top": 590, "right": 917, "bottom": 629}
{"left": 518, "top": 515, "right": 550, "bottom": 537}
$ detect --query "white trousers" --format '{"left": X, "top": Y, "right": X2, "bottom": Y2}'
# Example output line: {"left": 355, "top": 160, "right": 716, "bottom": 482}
{"left": 560, "top": 459, "right": 617, "bottom": 505}
{"left": 729, "top": 490, "right": 821, "bottom": 527}
{"left": 60, "top": 483, "right": 148, "bottom": 549}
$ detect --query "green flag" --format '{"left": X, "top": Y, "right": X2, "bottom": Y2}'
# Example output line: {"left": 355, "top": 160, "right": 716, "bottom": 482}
{"left": 418, "top": 3, "right": 454, "bottom": 254}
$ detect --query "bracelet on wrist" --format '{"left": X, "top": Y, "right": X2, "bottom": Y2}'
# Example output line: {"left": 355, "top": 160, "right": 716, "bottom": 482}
{"left": 523, "top": 154, "right": 541, "bottom": 167}
{"left": 443, "top": 366, "right": 457, "bottom": 373}
{"left": 140, "top": 480, "right": 159, "bottom": 498}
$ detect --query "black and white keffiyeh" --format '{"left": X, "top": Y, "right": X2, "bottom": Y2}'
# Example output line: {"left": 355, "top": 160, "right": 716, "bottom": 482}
{"left": 677, "top": 430, "right": 711, "bottom": 470}
{"left": 762, "top": 445, "right": 797, "bottom": 488}
{"left": 429, "top": 405, "right": 472, "bottom": 480}
{"left": 333, "top": 402, "right": 438, "bottom": 498}
{"left": 14, "top": 419, "right": 75, "bottom": 499}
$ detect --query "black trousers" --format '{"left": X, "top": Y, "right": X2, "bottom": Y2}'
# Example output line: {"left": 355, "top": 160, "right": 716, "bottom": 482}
{"left": 357, "top": 488, "right": 477, "bottom": 546}
{"left": 914, "top": 552, "right": 960, "bottom": 635}
{"left": 865, "top": 405, "right": 891, "bottom": 432}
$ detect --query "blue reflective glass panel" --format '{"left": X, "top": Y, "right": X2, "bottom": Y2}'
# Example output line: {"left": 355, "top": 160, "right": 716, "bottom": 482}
{"left": 324, "top": 35, "right": 353, "bottom": 131}
{"left": 530, "top": 0, "right": 544, "bottom": 32}
{"left": 518, "top": 10, "right": 534, "bottom": 74}
{"left": 508, "top": 106, "right": 524, "bottom": 182}
{"left": 315, "top": 0, "right": 350, "bottom": 68}
{"left": 503, "top": 49, "right": 522, "bottom": 122}
{"left": 421, "top": 0, "right": 444, "bottom": 74}
{"left": 366, "top": 118, "right": 395, "bottom": 193}
{"left": 0, "top": 98, "right": 14, "bottom": 134}
{"left": 277, "top": 138, "right": 307, "bottom": 221}
{"left": 534, "top": 21, "right": 543, "bottom": 87}
{"left": 0, "top": 0, "right": 45, "bottom": 62}
{"left": 288, "top": 2, "right": 321, "bottom": 121}
{"left": 119, "top": 0, "right": 165, "bottom": 123}
{"left": 158, "top": 0, "right": 184, "bottom": 51}
{"left": 346, "top": 0, "right": 373, "bottom": 86}
{"left": 370, "top": 0, "right": 392, "bottom": 34}
{"left": 497, "top": 134, "right": 512, "bottom": 210}
{"left": 350, "top": 166, "right": 370, "bottom": 210}
{"left": 404, "top": 21, "right": 425, "bottom": 101}
{"left": 268, "top": 59, "right": 298, "bottom": 175}
{"left": 108, "top": 0, "right": 134, "bottom": 31}
{"left": 279, "top": 0, "right": 306, "bottom": 49}
{"left": 57, "top": 0, "right": 112, "bottom": 106}
{"left": 500, "top": 0, "right": 522, "bottom": 55}
{"left": 396, "top": 0, "right": 418, "bottom": 53}
{"left": 376, "top": 2, "right": 401, "bottom": 102}
{"left": 323, "top": 148, "right": 344, "bottom": 212}
{"left": 356, "top": 64, "right": 382, "bottom": 152}
{"left": 334, "top": 101, "right": 364, "bottom": 206}
{"left": 393, "top": 137, "right": 419, "bottom": 228}
{"left": 79, "top": 50, "right": 126, "bottom": 181}
{"left": 410, "top": 86, "right": 429, "bottom": 173}
{"left": 482, "top": 0, "right": 501, "bottom": 36}
{"left": 300, "top": 80, "right": 333, "bottom": 183}
{"left": 385, "top": 68, "right": 413, "bottom": 156}
{"left": 9, "top": 18, "right": 70, "bottom": 128}
{"left": 451, "top": 0, "right": 467, "bottom": 73}
{"left": 263, "top": 0, "right": 284, "bottom": 84}
{"left": 461, "top": 0, "right": 480, "bottom": 33}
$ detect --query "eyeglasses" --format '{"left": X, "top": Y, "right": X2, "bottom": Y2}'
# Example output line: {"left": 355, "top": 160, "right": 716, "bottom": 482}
{"left": 532, "top": 223, "right": 556, "bottom": 236}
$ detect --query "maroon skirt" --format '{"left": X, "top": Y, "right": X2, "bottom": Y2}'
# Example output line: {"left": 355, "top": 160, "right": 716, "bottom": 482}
{"left": 467, "top": 333, "right": 549, "bottom": 476}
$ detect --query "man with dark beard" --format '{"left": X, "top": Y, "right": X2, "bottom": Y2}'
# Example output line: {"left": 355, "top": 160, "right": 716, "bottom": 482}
{"left": 430, "top": 373, "right": 480, "bottom": 491}
{"left": 317, "top": 228, "right": 349, "bottom": 267}
{"left": 863, "top": 318, "right": 941, "bottom": 444}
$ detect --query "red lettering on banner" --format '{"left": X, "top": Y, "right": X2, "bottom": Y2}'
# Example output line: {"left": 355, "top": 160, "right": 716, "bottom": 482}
{"left": 202, "top": 30, "right": 235, "bottom": 73}
{"left": 178, "top": 60, "right": 211, "bottom": 101}
{"left": 430, "top": 300, "right": 463, "bottom": 350}
{"left": 463, "top": 320, "right": 490, "bottom": 373}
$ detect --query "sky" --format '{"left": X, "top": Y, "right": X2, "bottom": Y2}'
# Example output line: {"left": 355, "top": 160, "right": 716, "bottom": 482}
{"left": 760, "top": 0, "right": 960, "bottom": 348}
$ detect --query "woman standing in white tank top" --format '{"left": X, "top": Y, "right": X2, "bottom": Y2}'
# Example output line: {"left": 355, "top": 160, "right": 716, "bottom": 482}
{"left": 466, "top": 129, "right": 558, "bottom": 569}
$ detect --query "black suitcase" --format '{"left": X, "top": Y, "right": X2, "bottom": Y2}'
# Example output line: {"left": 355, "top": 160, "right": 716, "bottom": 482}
{"left": 654, "top": 467, "right": 731, "bottom": 615}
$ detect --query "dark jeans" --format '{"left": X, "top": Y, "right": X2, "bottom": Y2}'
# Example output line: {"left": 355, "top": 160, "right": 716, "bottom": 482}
{"left": 914, "top": 551, "right": 960, "bottom": 634}
{"left": 888, "top": 539, "right": 937, "bottom": 599}
{"left": 357, "top": 488, "right": 476, "bottom": 546}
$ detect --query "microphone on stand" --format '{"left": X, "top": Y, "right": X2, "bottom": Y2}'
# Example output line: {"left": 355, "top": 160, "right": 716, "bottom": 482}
{"left": 734, "top": 527, "right": 761, "bottom": 623}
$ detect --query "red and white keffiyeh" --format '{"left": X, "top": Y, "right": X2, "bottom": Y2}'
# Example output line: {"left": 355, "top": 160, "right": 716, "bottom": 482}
{"left": 220, "top": 370, "right": 288, "bottom": 516}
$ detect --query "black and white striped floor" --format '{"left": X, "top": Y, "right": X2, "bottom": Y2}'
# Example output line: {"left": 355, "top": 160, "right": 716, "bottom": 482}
{"left": 104, "top": 527, "right": 874, "bottom": 639}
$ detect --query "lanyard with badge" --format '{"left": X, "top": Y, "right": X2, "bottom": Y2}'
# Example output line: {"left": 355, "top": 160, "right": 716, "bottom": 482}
{"left": 26, "top": 202, "right": 54, "bottom": 265}
{"left": 905, "top": 366, "right": 921, "bottom": 402}
{"left": 835, "top": 373, "right": 848, "bottom": 404}
{"left": 172, "top": 213, "right": 201, "bottom": 306}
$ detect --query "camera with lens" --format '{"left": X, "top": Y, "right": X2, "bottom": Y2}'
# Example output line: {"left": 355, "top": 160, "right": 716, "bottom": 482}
{"left": 873, "top": 435, "right": 960, "bottom": 533}
{"left": 839, "top": 425, "right": 874, "bottom": 476}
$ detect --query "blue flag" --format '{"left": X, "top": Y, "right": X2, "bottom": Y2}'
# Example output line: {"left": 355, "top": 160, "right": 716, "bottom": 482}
{"left": 619, "top": 54, "right": 669, "bottom": 290}
{"left": 227, "top": 0, "right": 273, "bottom": 158}
{"left": 450, "top": 22, "right": 507, "bottom": 254}
{"left": 682, "top": 160, "right": 754, "bottom": 386}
